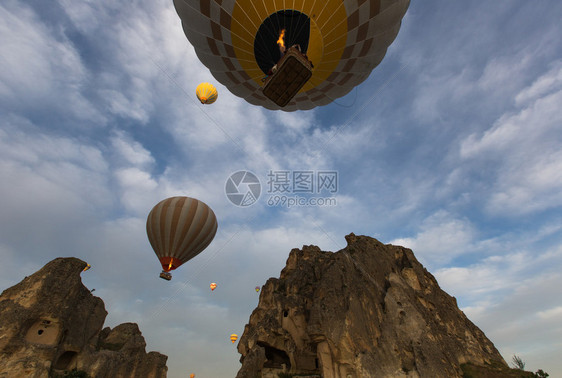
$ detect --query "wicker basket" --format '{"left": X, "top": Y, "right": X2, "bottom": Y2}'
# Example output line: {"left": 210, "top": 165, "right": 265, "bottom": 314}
{"left": 263, "top": 47, "right": 313, "bottom": 107}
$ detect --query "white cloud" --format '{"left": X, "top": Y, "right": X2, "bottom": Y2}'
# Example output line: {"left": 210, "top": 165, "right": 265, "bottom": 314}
{"left": 56, "top": 0, "right": 120, "bottom": 34}
{"left": 537, "top": 306, "right": 562, "bottom": 320}
{"left": 435, "top": 252, "right": 529, "bottom": 303}
{"left": 0, "top": 1, "right": 104, "bottom": 125}
{"left": 100, "top": 88, "right": 152, "bottom": 123}
{"left": 111, "top": 131, "right": 155, "bottom": 168}
{"left": 0, "top": 119, "right": 111, "bottom": 212}
{"left": 114, "top": 167, "right": 158, "bottom": 212}
{"left": 459, "top": 70, "right": 562, "bottom": 215}
{"left": 515, "top": 62, "right": 562, "bottom": 105}
{"left": 477, "top": 52, "right": 534, "bottom": 95}
{"left": 274, "top": 110, "right": 317, "bottom": 137}
{"left": 390, "top": 210, "right": 476, "bottom": 267}
{"left": 412, "top": 70, "right": 475, "bottom": 124}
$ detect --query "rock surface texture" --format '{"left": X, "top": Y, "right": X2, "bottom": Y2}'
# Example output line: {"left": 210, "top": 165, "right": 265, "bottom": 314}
{"left": 236, "top": 234, "right": 507, "bottom": 378}
{"left": 0, "top": 257, "right": 167, "bottom": 378}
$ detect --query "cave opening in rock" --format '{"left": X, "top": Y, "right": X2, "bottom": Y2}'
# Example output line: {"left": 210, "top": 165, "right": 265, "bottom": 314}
{"left": 53, "top": 351, "right": 77, "bottom": 370}
{"left": 257, "top": 341, "right": 291, "bottom": 370}
{"left": 25, "top": 318, "right": 60, "bottom": 345}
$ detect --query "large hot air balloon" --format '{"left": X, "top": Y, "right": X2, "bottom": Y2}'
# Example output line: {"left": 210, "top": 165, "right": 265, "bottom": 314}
{"left": 173, "top": 0, "right": 409, "bottom": 111}
{"left": 230, "top": 333, "right": 238, "bottom": 344}
{"left": 146, "top": 197, "right": 218, "bottom": 281}
{"left": 196, "top": 82, "right": 218, "bottom": 104}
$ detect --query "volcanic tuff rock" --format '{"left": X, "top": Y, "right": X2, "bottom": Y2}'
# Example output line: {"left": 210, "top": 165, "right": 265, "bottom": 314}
{"left": 236, "top": 234, "right": 507, "bottom": 378}
{"left": 0, "top": 257, "right": 167, "bottom": 378}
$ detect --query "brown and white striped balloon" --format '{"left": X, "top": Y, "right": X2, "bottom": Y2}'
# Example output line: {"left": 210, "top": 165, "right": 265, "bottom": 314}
{"left": 146, "top": 197, "right": 218, "bottom": 272}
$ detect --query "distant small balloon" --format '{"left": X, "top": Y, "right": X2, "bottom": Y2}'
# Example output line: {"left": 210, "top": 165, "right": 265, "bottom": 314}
{"left": 230, "top": 333, "right": 238, "bottom": 344}
{"left": 255, "top": 286, "right": 260, "bottom": 293}
{"left": 195, "top": 82, "right": 218, "bottom": 104}
{"left": 210, "top": 282, "right": 217, "bottom": 291}
{"left": 190, "top": 374, "right": 195, "bottom": 378}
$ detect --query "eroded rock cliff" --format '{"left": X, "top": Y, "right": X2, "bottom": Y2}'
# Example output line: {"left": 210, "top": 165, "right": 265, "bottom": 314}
{"left": 0, "top": 257, "right": 167, "bottom": 378}
{"left": 236, "top": 234, "right": 506, "bottom": 378}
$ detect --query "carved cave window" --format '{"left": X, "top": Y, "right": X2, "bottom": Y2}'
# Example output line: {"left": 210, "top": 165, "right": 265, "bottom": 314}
{"left": 257, "top": 341, "right": 291, "bottom": 370}
{"left": 53, "top": 351, "right": 78, "bottom": 370}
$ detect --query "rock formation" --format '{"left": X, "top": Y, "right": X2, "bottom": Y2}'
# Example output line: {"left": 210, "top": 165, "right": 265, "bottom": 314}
{"left": 236, "top": 234, "right": 508, "bottom": 378}
{"left": 0, "top": 257, "right": 167, "bottom": 378}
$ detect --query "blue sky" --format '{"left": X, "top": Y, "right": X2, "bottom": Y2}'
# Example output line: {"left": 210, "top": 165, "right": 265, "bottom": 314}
{"left": 1, "top": 0, "right": 561, "bottom": 376}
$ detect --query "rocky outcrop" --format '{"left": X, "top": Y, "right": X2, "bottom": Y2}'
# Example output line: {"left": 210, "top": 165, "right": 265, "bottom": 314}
{"left": 236, "top": 234, "right": 507, "bottom": 378}
{"left": 0, "top": 257, "right": 167, "bottom": 378}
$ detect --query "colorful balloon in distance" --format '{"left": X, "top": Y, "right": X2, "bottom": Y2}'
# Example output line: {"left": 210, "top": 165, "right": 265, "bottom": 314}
{"left": 230, "top": 334, "right": 238, "bottom": 344}
{"left": 255, "top": 286, "right": 260, "bottom": 293}
{"left": 146, "top": 197, "right": 218, "bottom": 280}
{"left": 173, "top": 0, "right": 410, "bottom": 111}
{"left": 195, "top": 82, "right": 218, "bottom": 104}
{"left": 210, "top": 282, "right": 217, "bottom": 291}
{"left": 190, "top": 374, "right": 195, "bottom": 378}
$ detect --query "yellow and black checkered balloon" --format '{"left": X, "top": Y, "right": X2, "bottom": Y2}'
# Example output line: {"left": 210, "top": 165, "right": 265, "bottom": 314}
{"left": 174, "top": 0, "right": 409, "bottom": 111}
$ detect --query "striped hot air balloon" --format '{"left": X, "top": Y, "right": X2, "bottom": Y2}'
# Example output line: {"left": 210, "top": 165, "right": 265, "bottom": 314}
{"left": 146, "top": 197, "right": 218, "bottom": 280}
{"left": 195, "top": 82, "right": 218, "bottom": 104}
{"left": 230, "top": 333, "right": 238, "bottom": 344}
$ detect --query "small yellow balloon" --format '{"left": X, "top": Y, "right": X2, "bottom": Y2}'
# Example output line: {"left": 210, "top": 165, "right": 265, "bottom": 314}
{"left": 196, "top": 82, "right": 218, "bottom": 104}
{"left": 210, "top": 282, "right": 217, "bottom": 291}
{"left": 230, "top": 333, "right": 238, "bottom": 343}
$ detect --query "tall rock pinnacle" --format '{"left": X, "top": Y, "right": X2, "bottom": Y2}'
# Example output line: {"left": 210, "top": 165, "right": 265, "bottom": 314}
{"left": 236, "top": 234, "right": 506, "bottom": 378}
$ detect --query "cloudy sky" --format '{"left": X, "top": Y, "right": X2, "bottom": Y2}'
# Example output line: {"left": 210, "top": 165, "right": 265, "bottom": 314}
{"left": 1, "top": 0, "right": 561, "bottom": 376}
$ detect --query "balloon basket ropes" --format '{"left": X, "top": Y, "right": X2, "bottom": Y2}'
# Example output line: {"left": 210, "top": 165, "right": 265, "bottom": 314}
{"left": 262, "top": 46, "right": 313, "bottom": 107}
